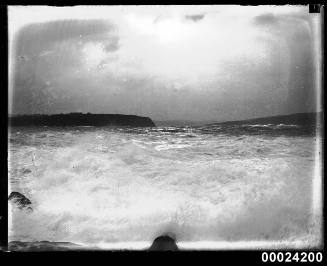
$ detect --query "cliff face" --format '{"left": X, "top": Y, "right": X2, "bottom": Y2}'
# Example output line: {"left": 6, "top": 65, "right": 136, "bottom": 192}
{"left": 8, "top": 113, "right": 156, "bottom": 127}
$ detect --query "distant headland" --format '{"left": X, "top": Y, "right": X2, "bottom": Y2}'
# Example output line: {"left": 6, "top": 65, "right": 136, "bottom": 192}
{"left": 155, "top": 112, "right": 322, "bottom": 127}
{"left": 207, "top": 112, "right": 322, "bottom": 126}
{"left": 8, "top": 113, "right": 156, "bottom": 127}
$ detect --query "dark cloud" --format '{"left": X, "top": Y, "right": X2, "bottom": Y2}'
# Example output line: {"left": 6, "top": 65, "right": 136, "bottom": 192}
{"left": 185, "top": 14, "right": 205, "bottom": 22}
{"left": 16, "top": 19, "right": 114, "bottom": 44}
{"left": 14, "top": 19, "right": 118, "bottom": 57}
{"left": 252, "top": 13, "right": 317, "bottom": 114}
{"left": 253, "top": 11, "right": 312, "bottom": 28}
{"left": 11, "top": 19, "right": 120, "bottom": 115}
{"left": 253, "top": 13, "right": 278, "bottom": 26}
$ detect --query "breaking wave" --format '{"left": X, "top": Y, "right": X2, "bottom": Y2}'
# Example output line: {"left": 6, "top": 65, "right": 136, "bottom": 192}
{"left": 8, "top": 125, "right": 322, "bottom": 248}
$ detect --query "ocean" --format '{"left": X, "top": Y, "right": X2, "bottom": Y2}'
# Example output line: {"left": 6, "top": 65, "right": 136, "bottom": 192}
{"left": 8, "top": 123, "right": 323, "bottom": 250}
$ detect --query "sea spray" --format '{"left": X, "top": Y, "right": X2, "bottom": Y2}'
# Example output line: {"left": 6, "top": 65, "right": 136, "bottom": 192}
{"left": 8, "top": 125, "right": 322, "bottom": 246}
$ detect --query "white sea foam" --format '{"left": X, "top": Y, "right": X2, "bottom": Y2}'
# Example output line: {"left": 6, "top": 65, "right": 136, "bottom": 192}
{"left": 8, "top": 127, "right": 322, "bottom": 248}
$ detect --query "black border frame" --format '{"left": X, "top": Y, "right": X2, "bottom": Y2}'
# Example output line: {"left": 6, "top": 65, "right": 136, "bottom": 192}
{"left": 0, "top": 3, "right": 325, "bottom": 263}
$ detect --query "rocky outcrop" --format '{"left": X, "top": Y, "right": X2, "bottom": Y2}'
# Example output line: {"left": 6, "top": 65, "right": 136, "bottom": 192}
{"left": 8, "top": 192, "right": 32, "bottom": 211}
{"left": 9, "top": 113, "right": 156, "bottom": 127}
{"left": 148, "top": 235, "right": 179, "bottom": 251}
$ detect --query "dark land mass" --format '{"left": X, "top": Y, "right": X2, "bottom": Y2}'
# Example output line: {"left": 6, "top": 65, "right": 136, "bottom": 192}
{"left": 155, "top": 112, "right": 322, "bottom": 127}
{"left": 207, "top": 112, "right": 322, "bottom": 126}
{"left": 8, "top": 113, "right": 156, "bottom": 127}
{"left": 198, "top": 112, "right": 323, "bottom": 137}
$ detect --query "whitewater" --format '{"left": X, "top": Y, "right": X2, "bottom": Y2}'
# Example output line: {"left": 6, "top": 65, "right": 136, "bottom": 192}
{"left": 8, "top": 124, "right": 322, "bottom": 249}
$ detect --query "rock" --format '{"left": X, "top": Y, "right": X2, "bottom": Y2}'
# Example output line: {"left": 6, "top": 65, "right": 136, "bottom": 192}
{"left": 22, "top": 168, "right": 32, "bottom": 174}
{"left": 148, "top": 235, "right": 179, "bottom": 251}
{"left": 8, "top": 192, "right": 32, "bottom": 211}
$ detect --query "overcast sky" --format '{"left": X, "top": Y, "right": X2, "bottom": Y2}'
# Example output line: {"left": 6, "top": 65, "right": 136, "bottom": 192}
{"left": 8, "top": 5, "right": 322, "bottom": 121}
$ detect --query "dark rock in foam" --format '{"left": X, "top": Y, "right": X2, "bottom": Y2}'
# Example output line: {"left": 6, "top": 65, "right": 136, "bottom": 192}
{"left": 8, "top": 191, "right": 32, "bottom": 211}
{"left": 22, "top": 168, "right": 32, "bottom": 174}
{"left": 148, "top": 235, "right": 179, "bottom": 251}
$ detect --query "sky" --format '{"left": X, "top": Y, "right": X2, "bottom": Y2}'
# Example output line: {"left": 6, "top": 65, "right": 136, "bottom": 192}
{"left": 8, "top": 5, "right": 322, "bottom": 122}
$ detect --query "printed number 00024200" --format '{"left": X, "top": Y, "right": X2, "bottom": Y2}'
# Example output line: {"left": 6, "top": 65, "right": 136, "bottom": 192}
{"left": 261, "top": 252, "right": 323, "bottom": 263}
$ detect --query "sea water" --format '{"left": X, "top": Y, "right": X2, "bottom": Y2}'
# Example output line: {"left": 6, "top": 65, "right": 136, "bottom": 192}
{"left": 8, "top": 123, "right": 323, "bottom": 249}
